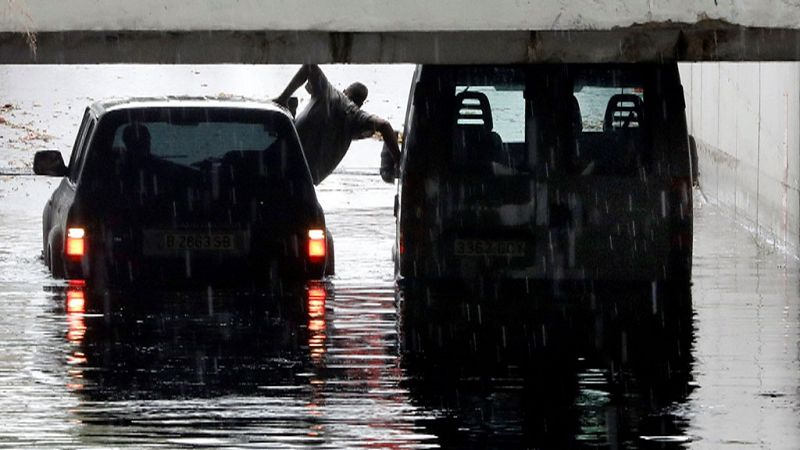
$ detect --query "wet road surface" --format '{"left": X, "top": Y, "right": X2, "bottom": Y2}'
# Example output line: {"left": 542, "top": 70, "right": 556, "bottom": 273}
{"left": 1, "top": 172, "right": 799, "bottom": 449}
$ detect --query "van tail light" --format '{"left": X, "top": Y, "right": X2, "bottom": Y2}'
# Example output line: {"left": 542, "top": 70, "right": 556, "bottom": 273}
{"left": 307, "top": 228, "right": 326, "bottom": 260}
{"left": 671, "top": 177, "right": 691, "bottom": 204}
{"left": 667, "top": 177, "right": 691, "bottom": 219}
{"left": 66, "top": 227, "right": 86, "bottom": 258}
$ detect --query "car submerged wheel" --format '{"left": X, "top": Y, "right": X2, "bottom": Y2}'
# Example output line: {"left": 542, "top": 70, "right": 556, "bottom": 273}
{"left": 324, "top": 237, "right": 335, "bottom": 277}
{"left": 49, "top": 245, "right": 65, "bottom": 279}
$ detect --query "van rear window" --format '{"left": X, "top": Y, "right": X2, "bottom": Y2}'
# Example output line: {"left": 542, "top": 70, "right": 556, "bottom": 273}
{"left": 576, "top": 87, "right": 644, "bottom": 132}
{"left": 454, "top": 86, "right": 525, "bottom": 143}
{"left": 421, "top": 66, "right": 672, "bottom": 178}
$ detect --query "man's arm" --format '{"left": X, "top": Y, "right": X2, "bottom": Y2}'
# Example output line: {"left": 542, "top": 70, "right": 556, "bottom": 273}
{"left": 372, "top": 117, "right": 401, "bottom": 183}
{"left": 350, "top": 109, "right": 401, "bottom": 182}
{"left": 274, "top": 64, "right": 329, "bottom": 106}
{"left": 274, "top": 65, "right": 309, "bottom": 107}
{"left": 304, "top": 65, "right": 328, "bottom": 98}
{"left": 371, "top": 117, "right": 400, "bottom": 163}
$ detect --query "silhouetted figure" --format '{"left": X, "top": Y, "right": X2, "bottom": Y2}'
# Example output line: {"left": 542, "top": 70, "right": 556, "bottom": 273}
{"left": 118, "top": 123, "right": 155, "bottom": 199}
{"left": 121, "top": 123, "right": 152, "bottom": 167}
{"left": 274, "top": 64, "right": 400, "bottom": 185}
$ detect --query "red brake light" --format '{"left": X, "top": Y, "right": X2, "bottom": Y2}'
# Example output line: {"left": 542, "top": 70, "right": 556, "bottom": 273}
{"left": 308, "top": 229, "right": 326, "bottom": 260}
{"left": 66, "top": 227, "right": 85, "bottom": 257}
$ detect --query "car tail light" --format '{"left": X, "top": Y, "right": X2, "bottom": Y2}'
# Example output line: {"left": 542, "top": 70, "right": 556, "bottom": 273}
{"left": 66, "top": 227, "right": 86, "bottom": 258}
{"left": 308, "top": 229, "right": 326, "bottom": 260}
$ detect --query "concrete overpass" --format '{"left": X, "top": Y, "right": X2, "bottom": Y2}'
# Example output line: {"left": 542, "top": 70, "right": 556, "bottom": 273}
{"left": 1, "top": 0, "right": 800, "bottom": 63}
{"left": 2, "top": 0, "right": 800, "bottom": 253}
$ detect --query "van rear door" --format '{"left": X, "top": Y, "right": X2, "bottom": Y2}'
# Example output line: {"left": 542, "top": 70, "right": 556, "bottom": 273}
{"left": 400, "top": 64, "right": 690, "bottom": 282}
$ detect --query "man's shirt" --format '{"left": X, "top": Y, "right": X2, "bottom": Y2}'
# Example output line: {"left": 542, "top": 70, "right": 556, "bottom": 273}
{"left": 294, "top": 73, "right": 376, "bottom": 185}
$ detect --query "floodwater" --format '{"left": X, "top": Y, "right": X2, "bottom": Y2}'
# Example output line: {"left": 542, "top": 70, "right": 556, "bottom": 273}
{"left": 0, "top": 66, "right": 799, "bottom": 448}
{"left": 2, "top": 172, "right": 799, "bottom": 449}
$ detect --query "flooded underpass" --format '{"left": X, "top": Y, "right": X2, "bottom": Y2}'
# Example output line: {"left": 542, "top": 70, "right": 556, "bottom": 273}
{"left": 0, "top": 65, "right": 799, "bottom": 449}
{"left": 1, "top": 171, "right": 798, "bottom": 449}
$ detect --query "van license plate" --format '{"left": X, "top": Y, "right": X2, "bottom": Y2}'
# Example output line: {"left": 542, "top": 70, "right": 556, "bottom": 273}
{"left": 454, "top": 239, "right": 526, "bottom": 257}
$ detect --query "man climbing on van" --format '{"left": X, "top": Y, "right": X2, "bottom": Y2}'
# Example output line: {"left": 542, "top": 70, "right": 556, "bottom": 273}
{"left": 274, "top": 64, "right": 400, "bottom": 185}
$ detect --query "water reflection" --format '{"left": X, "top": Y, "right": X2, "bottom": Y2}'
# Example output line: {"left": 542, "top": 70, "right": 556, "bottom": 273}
{"left": 307, "top": 285, "right": 327, "bottom": 362}
{"left": 51, "top": 276, "right": 697, "bottom": 448}
{"left": 54, "top": 283, "right": 435, "bottom": 448}
{"left": 399, "top": 282, "right": 695, "bottom": 449}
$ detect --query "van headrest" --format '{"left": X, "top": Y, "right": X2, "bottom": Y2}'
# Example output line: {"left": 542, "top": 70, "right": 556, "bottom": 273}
{"left": 604, "top": 94, "right": 644, "bottom": 131}
{"left": 454, "top": 90, "right": 493, "bottom": 132}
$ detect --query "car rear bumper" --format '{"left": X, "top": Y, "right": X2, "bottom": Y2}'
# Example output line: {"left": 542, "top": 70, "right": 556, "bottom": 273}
{"left": 67, "top": 250, "right": 326, "bottom": 289}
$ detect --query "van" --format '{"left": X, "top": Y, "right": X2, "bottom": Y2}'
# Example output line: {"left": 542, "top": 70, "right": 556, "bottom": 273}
{"left": 394, "top": 64, "right": 692, "bottom": 284}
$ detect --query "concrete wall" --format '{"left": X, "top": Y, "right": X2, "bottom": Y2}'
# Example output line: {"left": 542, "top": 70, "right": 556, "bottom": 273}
{"left": 681, "top": 63, "right": 800, "bottom": 252}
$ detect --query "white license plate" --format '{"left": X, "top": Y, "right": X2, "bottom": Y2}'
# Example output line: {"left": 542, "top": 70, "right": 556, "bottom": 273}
{"left": 454, "top": 239, "right": 526, "bottom": 256}
{"left": 163, "top": 233, "right": 236, "bottom": 251}
{"left": 143, "top": 230, "right": 243, "bottom": 255}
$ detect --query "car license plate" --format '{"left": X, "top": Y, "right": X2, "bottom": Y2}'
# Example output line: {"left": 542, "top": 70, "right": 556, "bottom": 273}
{"left": 454, "top": 239, "right": 526, "bottom": 257}
{"left": 163, "top": 233, "right": 235, "bottom": 251}
{"left": 143, "top": 230, "right": 242, "bottom": 255}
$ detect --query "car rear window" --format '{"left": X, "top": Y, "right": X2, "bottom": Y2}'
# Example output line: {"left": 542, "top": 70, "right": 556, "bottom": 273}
{"left": 87, "top": 106, "right": 311, "bottom": 183}
{"left": 110, "top": 121, "right": 280, "bottom": 167}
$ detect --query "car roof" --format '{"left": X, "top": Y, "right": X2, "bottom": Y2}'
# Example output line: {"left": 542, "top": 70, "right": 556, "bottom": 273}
{"left": 89, "top": 96, "right": 292, "bottom": 118}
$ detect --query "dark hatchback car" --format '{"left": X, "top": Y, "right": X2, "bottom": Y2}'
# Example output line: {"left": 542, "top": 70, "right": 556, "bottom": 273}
{"left": 395, "top": 64, "right": 692, "bottom": 285}
{"left": 34, "top": 97, "right": 332, "bottom": 288}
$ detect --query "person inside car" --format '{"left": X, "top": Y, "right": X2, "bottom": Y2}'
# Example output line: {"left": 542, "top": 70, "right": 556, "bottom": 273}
{"left": 122, "top": 123, "right": 152, "bottom": 166}
{"left": 119, "top": 123, "right": 154, "bottom": 193}
{"left": 274, "top": 64, "right": 400, "bottom": 185}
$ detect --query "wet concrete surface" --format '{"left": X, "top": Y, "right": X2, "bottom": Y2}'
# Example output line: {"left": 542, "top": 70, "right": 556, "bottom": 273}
{"left": 1, "top": 171, "right": 798, "bottom": 449}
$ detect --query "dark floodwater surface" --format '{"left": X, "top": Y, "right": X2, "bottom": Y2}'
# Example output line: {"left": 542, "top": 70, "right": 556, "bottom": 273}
{"left": 0, "top": 174, "right": 798, "bottom": 449}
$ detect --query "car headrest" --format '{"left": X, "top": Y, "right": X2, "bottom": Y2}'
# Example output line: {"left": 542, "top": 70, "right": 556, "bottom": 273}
{"left": 122, "top": 123, "right": 151, "bottom": 154}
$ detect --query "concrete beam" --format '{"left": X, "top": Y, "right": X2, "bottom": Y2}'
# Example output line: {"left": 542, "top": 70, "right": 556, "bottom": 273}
{"left": 1, "top": 1, "right": 800, "bottom": 63}
{"left": 2, "top": 1, "right": 800, "bottom": 33}
{"left": 3, "top": 25, "right": 800, "bottom": 64}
